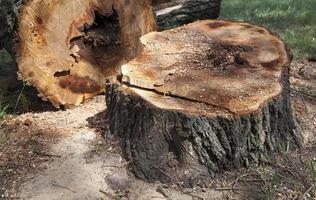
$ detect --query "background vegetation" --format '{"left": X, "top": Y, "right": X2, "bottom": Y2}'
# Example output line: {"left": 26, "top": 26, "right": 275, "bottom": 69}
{"left": 220, "top": 0, "right": 316, "bottom": 59}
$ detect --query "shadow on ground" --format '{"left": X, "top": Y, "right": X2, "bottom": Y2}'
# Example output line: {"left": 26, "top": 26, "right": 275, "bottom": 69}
{"left": 0, "top": 50, "right": 57, "bottom": 114}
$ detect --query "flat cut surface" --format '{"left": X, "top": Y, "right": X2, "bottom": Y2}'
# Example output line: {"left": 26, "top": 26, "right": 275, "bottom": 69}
{"left": 18, "top": 0, "right": 155, "bottom": 107}
{"left": 121, "top": 20, "right": 291, "bottom": 114}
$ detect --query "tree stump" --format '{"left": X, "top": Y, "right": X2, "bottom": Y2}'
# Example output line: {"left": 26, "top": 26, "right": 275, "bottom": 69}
{"left": 0, "top": 0, "right": 156, "bottom": 107}
{"left": 106, "top": 20, "right": 303, "bottom": 184}
{"left": 153, "top": 0, "right": 222, "bottom": 30}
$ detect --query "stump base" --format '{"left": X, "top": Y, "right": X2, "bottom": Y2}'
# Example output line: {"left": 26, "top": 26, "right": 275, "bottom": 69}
{"left": 106, "top": 82, "right": 302, "bottom": 184}
{"left": 105, "top": 20, "right": 303, "bottom": 184}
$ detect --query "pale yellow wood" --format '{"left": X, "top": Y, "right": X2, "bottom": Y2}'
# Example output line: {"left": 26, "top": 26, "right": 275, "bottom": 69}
{"left": 121, "top": 20, "right": 291, "bottom": 115}
{"left": 18, "top": 0, "right": 156, "bottom": 107}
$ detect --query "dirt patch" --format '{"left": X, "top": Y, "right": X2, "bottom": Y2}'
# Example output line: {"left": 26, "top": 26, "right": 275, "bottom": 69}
{"left": 0, "top": 116, "right": 61, "bottom": 198}
{"left": 0, "top": 59, "right": 315, "bottom": 199}
{"left": 291, "top": 59, "right": 316, "bottom": 144}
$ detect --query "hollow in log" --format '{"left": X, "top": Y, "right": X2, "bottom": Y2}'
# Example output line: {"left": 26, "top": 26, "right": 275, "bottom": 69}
{"left": 0, "top": 0, "right": 156, "bottom": 107}
{"left": 106, "top": 20, "right": 303, "bottom": 184}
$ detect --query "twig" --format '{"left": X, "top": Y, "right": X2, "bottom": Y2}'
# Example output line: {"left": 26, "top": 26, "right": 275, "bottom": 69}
{"left": 102, "top": 162, "right": 130, "bottom": 168}
{"left": 239, "top": 178, "right": 272, "bottom": 182}
{"left": 14, "top": 82, "right": 26, "bottom": 114}
{"left": 22, "top": 176, "right": 35, "bottom": 183}
{"left": 273, "top": 158, "right": 309, "bottom": 188}
{"left": 52, "top": 183, "right": 76, "bottom": 193}
{"left": 153, "top": 166, "right": 180, "bottom": 183}
{"left": 153, "top": 166, "right": 204, "bottom": 200}
{"left": 34, "top": 150, "right": 61, "bottom": 158}
{"left": 99, "top": 189, "right": 119, "bottom": 200}
{"left": 178, "top": 186, "right": 204, "bottom": 200}
{"left": 291, "top": 88, "right": 316, "bottom": 100}
{"left": 230, "top": 173, "right": 252, "bottom": 190}
{"left": 300, "top": 184, "right": 316, "bottom": 200}
{"left": 299, "top": 150, "right": 306, "bottom": 166}
{"left": 215, "top": 187, "right": 248, "bottom": 191}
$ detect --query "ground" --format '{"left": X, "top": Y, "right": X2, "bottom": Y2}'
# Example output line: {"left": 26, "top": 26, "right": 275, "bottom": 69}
{"left": 0, "top": 96, "right": 225, "bottom": 200}
{"left": 0, "top": 0, "right": 316, "bottom": 199}
{"left": 1, "top": 60, "right": 315, "bottom": 200}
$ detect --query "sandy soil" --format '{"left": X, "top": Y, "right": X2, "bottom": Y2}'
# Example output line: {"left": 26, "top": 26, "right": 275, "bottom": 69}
{"left": 0, "top": 59, "right": 315, "bottom": 200}
{"left": 0, "top": 96, "right": 225, "bottom": 200}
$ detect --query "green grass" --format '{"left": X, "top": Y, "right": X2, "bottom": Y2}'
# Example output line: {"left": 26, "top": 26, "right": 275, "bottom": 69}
{"left": 0, "top": 49, "right": 12, "bottom": 65}
{"left": 220, "top": 0, "right": 316, "bottom": 59}
{"left": 0, "top": 102, "right": 8, "bottom": 120}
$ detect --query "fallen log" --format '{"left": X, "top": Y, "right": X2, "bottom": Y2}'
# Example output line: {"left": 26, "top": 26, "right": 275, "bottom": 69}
{"left": 0, "top": 0, "right": 156, "bottom": 107}
{"left": 0, "top": 0, "right": 221, "bottom": 107}
{"left": 106, "top": 20, "right": 303, "bottom": 184}
{"left": 153, "top": 0, "right": 222, "bottom": 30}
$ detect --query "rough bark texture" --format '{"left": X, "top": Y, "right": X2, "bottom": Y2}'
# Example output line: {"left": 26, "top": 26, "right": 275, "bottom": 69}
{"left": 105, "top": 21, "right": 303, "bottom": 184}
{"left": 0, "top": 0, "right": 156, "bottom": 108}
{"left": 153, "top": 0, "right": 221, "bottom": 30}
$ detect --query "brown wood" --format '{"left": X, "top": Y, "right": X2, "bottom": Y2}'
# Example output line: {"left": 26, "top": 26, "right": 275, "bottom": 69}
{"left": 106, "top": 20, "right": 302, "bottom": 184}
{"left": 153, "top": 0, "right": 221, "bottom": 30}
{"left": 1, "top": 0, "right": 156, "bottom": 107}
{"left": 121, "top": 20, "right": 291, "bottom": 115}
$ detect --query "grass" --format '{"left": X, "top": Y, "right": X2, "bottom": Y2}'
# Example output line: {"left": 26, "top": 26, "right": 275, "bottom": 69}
{"left": 0, "top": 103, "right": 8, "bottom": 120}
{"left": 241, "top": 154, "right": 316, "bottom": 199}
{"left": 0, "top": 92, "right": 9, "bottom": 120}
{"left": 0, "top": 49, "right": 12, "bottom": 64}
{"left": 220, "top": 0, "right": 316, "bottom": 59}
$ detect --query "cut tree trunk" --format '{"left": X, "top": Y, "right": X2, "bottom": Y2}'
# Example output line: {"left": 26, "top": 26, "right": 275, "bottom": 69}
{"left": 106, "top": 20, "right": 303, "bottom": 184}
{"left": 0, "top": 0, "right": 156, "bottom": 107}
{"left": 153, "top": 0, "right": 222, "bottom": 30}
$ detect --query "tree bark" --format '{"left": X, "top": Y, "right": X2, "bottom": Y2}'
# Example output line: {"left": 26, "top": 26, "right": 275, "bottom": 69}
{"left": 0, "top": 0, "right": 156, "bottom": 107}
{"left": 153, "top": 0, "right": 222, "bottom": 30}
{"left": 106, "top": 20, "right": 303, "bottom": 184}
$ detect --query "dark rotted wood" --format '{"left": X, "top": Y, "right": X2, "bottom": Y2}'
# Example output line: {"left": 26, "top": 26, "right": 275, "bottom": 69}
{"left": 0, "top": 0, "right": 156, "bottom": 107}
{"left": 153, "top": 0, "right": 222, "bottom": 30}
{"left": 106, "top": 20, "right": 303, "bottom": 185}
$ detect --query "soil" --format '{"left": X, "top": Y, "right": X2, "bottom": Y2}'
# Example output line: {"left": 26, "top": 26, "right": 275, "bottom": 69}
{"left": 0, "top": 59, "right": 315, "bottom": 199}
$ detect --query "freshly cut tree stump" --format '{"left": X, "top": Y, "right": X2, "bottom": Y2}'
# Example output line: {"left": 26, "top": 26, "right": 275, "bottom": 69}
{"left": 106, "top": 20, "right": 303, "bottom": 184}
{"left": 152, "top": 0, "right": 222, "bottom": 30}
{"left": 0, "top": 0, "right": 156, "bottom": 107}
